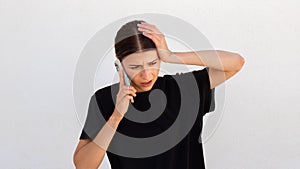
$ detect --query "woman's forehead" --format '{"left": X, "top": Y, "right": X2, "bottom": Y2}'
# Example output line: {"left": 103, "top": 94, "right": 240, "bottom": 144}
{"left": 123, "top": 50, "right": 158, "bottom": 63}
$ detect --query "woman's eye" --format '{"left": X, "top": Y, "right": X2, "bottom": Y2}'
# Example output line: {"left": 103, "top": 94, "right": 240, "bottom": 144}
{"left": 130, "top": 66, "right": 139, "bottom": 69}
{"left": 150, "top": 62, "right": 157, "bottom": 65}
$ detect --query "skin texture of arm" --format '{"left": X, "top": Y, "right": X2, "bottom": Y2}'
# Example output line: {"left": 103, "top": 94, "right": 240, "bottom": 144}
{"left": 73, "top": 110, "right": 123, "bottom": 169}
{"left": 165, "top": 50, "right": 245, "bottom": 89}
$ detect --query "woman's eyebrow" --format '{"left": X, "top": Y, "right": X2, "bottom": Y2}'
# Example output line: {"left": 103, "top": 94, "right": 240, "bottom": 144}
{"left": 129, "top": 58, "right": 159, "bottom": 66}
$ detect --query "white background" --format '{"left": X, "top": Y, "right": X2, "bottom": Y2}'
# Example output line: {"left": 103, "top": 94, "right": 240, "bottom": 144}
{"left": 1, "top": 0, "right": 299, "bottom": 168}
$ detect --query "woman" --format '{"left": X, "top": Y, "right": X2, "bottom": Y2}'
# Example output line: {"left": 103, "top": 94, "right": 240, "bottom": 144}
{"left": 73, "top": 20, "right": 245, "bottom": 169}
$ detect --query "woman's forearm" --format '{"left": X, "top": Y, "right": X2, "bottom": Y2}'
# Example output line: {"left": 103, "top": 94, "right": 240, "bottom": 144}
{"left": 164, "top": 50, "right": 245, "bottom": 72}
{"left": 74, "top": 110, "right": 123, "bottom": 169}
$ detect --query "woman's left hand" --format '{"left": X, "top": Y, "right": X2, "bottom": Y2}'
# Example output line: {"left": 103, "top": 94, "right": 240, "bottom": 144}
{"left": 137, "top": 21, "right": 173, "bottom": 62}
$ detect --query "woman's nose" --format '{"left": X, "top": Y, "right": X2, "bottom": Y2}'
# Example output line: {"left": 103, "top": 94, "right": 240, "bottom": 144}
{"left": 140, "top": 69, "right": 151, "bottom": 79}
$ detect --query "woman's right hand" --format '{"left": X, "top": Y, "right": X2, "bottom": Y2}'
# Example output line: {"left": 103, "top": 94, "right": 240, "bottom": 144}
{"left": 114, "top": 68, "right": 137, "bottom": 117}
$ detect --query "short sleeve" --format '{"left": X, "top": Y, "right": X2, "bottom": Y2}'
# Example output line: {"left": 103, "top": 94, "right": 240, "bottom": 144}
{"left": 79, "top": 129, "right": 89, "bottom": 139}
{"left": 167, "top": 67, "right": 215, "bottom": 117}
{"left": 79, "top": 92, "right": 110, "bottom": 140}
{"left": 192, "top": 67, "right": 215, "bottom": 115}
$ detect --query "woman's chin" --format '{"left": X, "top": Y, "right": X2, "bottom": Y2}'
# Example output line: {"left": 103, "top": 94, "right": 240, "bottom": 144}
{"left": 136, "top": 85, "right": 153, "bottom": 93}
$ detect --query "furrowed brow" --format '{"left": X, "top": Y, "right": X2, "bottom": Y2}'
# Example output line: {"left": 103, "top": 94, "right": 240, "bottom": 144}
{"left": 129, "top": 58, "right": 158, "bottom": 66}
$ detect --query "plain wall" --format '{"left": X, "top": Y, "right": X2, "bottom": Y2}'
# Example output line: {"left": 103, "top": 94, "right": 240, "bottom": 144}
{"left": 0, "top": 0, "right": 299, "bottom": 168}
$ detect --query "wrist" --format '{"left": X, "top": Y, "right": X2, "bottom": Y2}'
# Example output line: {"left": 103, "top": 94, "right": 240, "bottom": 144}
{"left": 111, "top": 109, "right": 124, "bottom": 122}
{"left": 158, "top": 49, "right": 173, "bottom": 63}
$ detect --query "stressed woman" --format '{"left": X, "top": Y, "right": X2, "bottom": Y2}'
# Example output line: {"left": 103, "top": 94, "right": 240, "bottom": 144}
{"left": 73, "top": 20, "right": 245, "bottom": 169}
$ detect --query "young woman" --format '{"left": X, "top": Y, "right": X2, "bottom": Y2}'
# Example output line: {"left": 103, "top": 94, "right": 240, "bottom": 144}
{"left": 73, "top": 20, "right": 245, "bottom": 169}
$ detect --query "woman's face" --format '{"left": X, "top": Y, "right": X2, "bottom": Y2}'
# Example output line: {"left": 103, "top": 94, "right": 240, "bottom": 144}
{"left": 121, "top": 49, "right": 161, "bottom": 93}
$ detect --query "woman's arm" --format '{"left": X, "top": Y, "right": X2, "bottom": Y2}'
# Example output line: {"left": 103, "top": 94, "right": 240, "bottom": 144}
{"left": 163, "top": 50, "right": 245, "bottom": 89}
{"left": 162, "top": 50, "right": 244, "bottom": 72}
{"left": 73, "top": 69, "right": 136, "bottom": 168}
{"left": 137, "top": 22, "right": 245, "bottom": 89}
{"left": 73, "top": 110, "right": 123, "bottom": 169}
{"left": 137, "top": 22, "right": 244, "bottom": 71}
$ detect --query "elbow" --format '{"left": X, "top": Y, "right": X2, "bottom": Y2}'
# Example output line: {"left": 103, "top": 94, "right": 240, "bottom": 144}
{"left": 216, "top": 50, "right": 245, "bottom": 71}
{"left": 73, "top": 153, "right": 84, "bottom": 169}
{"left": 73, "top": 152, "right": 100, "bottom": 169}
{"left": 73, "top": 159, "right": 85, "bottom": 169}
{"left": 73, "top": 153, "right": 79, "bottom": 168}
{"left": 234, "top": 53, "right": 245, "bottom": 71}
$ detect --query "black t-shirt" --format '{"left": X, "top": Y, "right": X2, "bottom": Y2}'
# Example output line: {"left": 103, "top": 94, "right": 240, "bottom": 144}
{"left": 79, "top": 67, "right": 215, "bottom": 169}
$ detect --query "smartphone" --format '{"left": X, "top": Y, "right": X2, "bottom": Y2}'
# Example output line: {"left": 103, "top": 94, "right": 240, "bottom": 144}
{"left": 114, "top": 59, "right": 131, "bottom": 86}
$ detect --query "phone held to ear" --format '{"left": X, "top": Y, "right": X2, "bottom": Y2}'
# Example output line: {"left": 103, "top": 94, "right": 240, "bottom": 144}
{"left": 114, "top": 59, "right": 131, "bottom": 86}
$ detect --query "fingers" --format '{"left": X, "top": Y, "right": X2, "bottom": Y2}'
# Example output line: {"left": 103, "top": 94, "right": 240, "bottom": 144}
{"left": 126, "top": 87, "right": 136, "bottom": 103}
{"left": 119, "top": 86, "right": 137, "bottom": 103}
{"left": 137, "top": 27, "right": 152, "bottom": 34}
{"left": 137, "top": 22, "right": 164, "bottom": 46}
{"left": 127, "top": 95, "right": 134, "bottom": 103}
{"left": 137, "top": 22, "right": 161, "bottom": 34}
{"left": 138, "top": 22, "right": 155, "bottom": 29}
{"left": 121, "top": 87, "right": 137, "bottom": 97}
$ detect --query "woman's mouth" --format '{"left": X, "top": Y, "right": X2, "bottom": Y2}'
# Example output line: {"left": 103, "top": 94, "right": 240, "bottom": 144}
{"left": 140, "top": 80, "right": 152, "bottom": 87}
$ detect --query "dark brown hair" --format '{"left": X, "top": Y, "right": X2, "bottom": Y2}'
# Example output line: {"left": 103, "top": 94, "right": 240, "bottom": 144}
{"left": 114, "top": 20, "right": 156, "bottom": 62}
